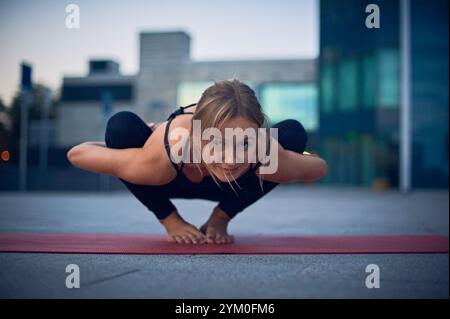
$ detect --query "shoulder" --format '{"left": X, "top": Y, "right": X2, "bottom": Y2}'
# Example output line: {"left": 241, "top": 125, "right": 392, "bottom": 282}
{"left": 140, "top": 121, "right": 178, "bottom": 184}
{"left": 164, "top": 114, "right": 193, "bottom": 146}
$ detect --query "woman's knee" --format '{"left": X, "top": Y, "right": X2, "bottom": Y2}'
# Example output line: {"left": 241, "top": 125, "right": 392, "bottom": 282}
{"left": 105, "top": 111, "right": 149, "bottom": 148}
{"left": 274, "top": 119, "right": 308, "bottom": 154}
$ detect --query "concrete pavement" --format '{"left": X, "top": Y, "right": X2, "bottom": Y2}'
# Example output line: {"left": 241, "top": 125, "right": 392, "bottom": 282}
{"left": 0, "top": 185, "right": 448, "bottom": 298}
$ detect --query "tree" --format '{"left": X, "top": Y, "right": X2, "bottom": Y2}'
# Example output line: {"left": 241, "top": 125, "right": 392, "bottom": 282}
{"left": 7, "top": 84, "right": 58, "bottom": 156}
{"left": 0, "top": 97, "right": 11, "bottom": 152}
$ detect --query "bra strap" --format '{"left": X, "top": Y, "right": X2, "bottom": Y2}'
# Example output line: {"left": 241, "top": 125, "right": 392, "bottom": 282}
{"left": 167, "top": 103, "right": 196, "bottom": 120}
{"left": 164, "top": 103, "right": 197, "bottom": 173}
{"left": 181, "top": 103, "right": 197, "bottom": 112}
{"left": 164, "top": 117, "right": 182, "bottom": 174}
{"left": 252, "top": 129, "right": 272, "bottom": 172}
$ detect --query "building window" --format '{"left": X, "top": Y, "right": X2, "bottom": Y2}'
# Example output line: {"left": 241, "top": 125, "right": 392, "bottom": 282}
{"left": 321, "top": 64, "right": 334, "bottom": 114}
{"left": 177, "top": 81, "right": 213, "bottom": 106}
{"left": 338, "top": 59, "right": 358, "bottom": 111}
{"left": 378, "top": 49, "right": 399, "bottom": 108}
{"left": 362, "top": 55, "right": 376, "bottom": 109}
{"left": 259, "top": 82, "right": 319, "bottom": 132}
{"left": 61, "top": 84, "right": 133, "bottom": 102}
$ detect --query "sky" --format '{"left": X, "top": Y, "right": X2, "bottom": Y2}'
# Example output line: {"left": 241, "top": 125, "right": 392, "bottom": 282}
{"left": 0, "top": 0, "right": 318, "bottom": 105}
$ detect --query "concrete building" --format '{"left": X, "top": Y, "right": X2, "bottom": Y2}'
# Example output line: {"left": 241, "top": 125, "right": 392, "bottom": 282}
{"left": 57, "top": 60, "right": 135, "bottom": 146}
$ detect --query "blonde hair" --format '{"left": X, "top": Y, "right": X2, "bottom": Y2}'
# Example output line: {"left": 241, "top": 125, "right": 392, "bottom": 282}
{"left": 189, "top": 79, "right": 269, "bottom": 194}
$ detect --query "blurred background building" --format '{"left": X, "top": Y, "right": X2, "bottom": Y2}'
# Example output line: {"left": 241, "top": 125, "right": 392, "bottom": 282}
{"left": 58, "top": 60, "right": 135, "bottom": 146}
{"left": 319, "top": 0, "right": 448, "bottom": 189}
{"left": 0, "top": 0, "right": 448, "bottom": 191}
{"left": 58, "top": 31, "right": 317, "bottom": 147}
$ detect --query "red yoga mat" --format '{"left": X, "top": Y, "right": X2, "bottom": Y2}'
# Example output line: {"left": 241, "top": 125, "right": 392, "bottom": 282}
{"left": 0, "top": 233, "right": 447, "bottom": 254}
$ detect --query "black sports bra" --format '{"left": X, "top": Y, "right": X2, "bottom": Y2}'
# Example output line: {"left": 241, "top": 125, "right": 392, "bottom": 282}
{"left": 163, "top": 103, "right": 267, "bottom": 181}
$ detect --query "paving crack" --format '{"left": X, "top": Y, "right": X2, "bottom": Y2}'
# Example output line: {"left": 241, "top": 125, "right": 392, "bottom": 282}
{"left": 82, "top": 269, "right": 141, "bottom": 288}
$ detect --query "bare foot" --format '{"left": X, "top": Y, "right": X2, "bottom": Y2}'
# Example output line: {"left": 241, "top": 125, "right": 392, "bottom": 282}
{"left": 160, "top": 211, "right": 206, "bottom": 244}
{"left": 200, "top": 207, "right": 234, "bottom": 244}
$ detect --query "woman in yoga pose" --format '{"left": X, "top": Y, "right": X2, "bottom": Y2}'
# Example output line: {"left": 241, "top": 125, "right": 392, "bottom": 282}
{"left": 67, "top": 79, "right": 328, "bottom": 244}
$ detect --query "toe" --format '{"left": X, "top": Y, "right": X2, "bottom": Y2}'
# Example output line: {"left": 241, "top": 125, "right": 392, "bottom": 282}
{"left": 188, "top": 229, "right": 206, "bottom": 244}
{"left": 206, "top": 233, "right": 215, "bottom": 244}
{"left": 173, "top": 235, "right": 183, "bottom": 244}
{"left": 186, "top": 233, "right": 198, "bottom": 244}
{"left": 194, "top": 230, "right": 207, "bottom": 242}
{"left": 182, "top": 235, "right": 192, "bottom": 244}
{"left": 216, "top": 235, "right": 225, "bottom": 244}
{"left": 167, "top": 236, "right": 176, "bottom": 243}
{"left": 196, "top": 235, "right": 206, "bottom": 244}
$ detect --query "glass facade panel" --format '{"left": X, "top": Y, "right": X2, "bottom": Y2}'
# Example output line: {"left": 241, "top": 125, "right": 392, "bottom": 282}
{"left": 321, "top": 65, "right": 334, "bottom": 113}
{"left": 362, "top": 55, "right": 376, "bottom": 109}
{"left": 338, "top": 60, "right": 358, "bottom": 111}
{"left": 61, "top": 84, "right": 133, "bottom": 102}
{"left": 320, "top": 0, "right": 448, "bottom": 188}
{"left": 378, "top": 49, "right": 400, "bottom": 108}
{"left": 259, "top": 83, "right": 319, "bottom": 131}
{"left": 176, "top": 81, "right": 213, "bottom": 106}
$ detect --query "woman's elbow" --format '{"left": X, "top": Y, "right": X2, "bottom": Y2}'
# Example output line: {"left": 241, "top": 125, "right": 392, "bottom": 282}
{"left": 317, "top": 159, "right": 328, "bottom": 177}
{"left": 300, "top": 159, "right": 328, "bottom": 182}
{"left": 319, "top": 160, "right": 328, "bottom": 178}
{"left": 66, "top": 144, "right": 87, "bottom": 168}
{"left": 309, "top": 159, "right": 328, "bottom": 181}
{"left": 66, "top": 146, "right": 79, "bottom": 166}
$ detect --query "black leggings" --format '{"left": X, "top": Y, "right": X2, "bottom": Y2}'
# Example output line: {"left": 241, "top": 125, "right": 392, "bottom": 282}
{"left": 104, "top": 111, "right": 308, "bottom": 220}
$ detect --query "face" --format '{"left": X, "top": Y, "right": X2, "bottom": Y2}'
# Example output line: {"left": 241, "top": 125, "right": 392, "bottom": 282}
{"left": 204, "top": 116, "right": 258, "bottom": 182}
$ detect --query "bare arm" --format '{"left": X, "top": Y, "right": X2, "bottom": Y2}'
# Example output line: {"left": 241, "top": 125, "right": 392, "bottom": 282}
{"left": 82, "top": 141, "right": 106, "bottom": 147}
{"left": 67, "top": 141, "right": 174, "bottom": 185}
{"left": 255, "top": 138, "right": 328, "bottom": 184}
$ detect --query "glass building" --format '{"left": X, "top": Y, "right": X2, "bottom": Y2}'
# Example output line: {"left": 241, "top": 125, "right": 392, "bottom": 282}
{"left": 319, "top": 0, "right": 448, "bottom": 189}
{"left": 259, "top": 83, "right": 318, "bottom": 131}
{"left": 177, "top": 81, "right": 319, "bottom": 133}
{"left": 177, "top": 81, "right": 214, "bottom": 107}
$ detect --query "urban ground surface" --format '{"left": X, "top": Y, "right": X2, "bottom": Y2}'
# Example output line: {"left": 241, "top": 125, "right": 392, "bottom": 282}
{"left": 0, "top": 185, "right": 448, "bottom": 298}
